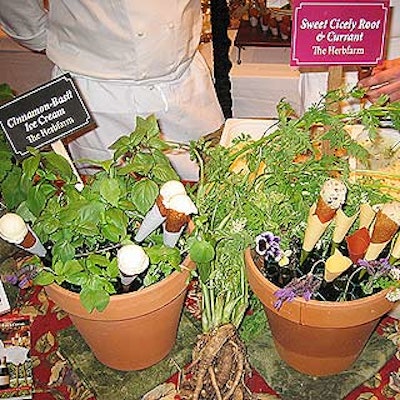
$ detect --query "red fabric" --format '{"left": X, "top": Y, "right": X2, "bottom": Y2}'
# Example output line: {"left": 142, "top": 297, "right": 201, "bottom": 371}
{"left": 11, "top": 285, "right": 400, "bottom": 399}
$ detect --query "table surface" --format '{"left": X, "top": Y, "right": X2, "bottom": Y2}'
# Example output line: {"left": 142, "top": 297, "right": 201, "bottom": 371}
{"left": 234, "top": 20, "right": 291, "bottom": 48}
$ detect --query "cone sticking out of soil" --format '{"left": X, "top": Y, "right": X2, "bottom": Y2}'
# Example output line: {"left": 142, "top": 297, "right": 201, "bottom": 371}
{"left": 324, "top": 249, "right": 352, "bottom": 282}
{"left": 0, "top": 213, "right": 46, "bottom": 257}
{"left": 117, "top": 244, "right": 149, "bottom": 289}
{"left": 163, "top": 194, "right": 197, "bottom": 247}
{"left": 135, "top": 180, "right": 186, "bottom": 242}
{"left": 365, "top": 202, "right": 400, "bottom": 260}
{"left": 345, "top": 227, "right": 370, "bottom": 264}
{"left": 359, "top": 203, "right": 377, "bottom": 229}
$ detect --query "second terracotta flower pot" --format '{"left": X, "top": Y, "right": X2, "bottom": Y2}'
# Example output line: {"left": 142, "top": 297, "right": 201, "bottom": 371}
{"left": 245, "top": 248, "right": 393, "bottom": 376}
{"left": 45, "top": 257, "right": 194, "bottom": 371}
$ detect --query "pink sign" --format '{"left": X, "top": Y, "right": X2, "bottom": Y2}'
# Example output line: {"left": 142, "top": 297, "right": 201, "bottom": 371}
{"left": 290, "top": 0, "right": 390, "bottom": 66}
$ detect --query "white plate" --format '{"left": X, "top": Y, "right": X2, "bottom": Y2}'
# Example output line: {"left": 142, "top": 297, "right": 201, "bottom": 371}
{"left": 220, "top": 118, "right": 279, "bottom": 147}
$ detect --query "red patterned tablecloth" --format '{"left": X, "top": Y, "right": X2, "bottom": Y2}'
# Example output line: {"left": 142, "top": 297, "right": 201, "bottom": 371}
{"left": 10, "top": 285, "right": 400, "bottom": 400}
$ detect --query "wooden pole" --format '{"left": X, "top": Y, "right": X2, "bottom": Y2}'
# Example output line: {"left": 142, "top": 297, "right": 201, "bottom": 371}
{"left": 327, "top": 65, "right": 343, "bottom": 114}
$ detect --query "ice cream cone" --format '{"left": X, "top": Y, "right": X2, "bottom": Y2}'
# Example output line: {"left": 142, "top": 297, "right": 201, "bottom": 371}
{"left": 332, "top": 209, "right": 359, "bottom": 244}
{"left": 302, "top": 203, "right": 332, "bottom": 252}
{"left": 365, "top": 241, "right": 390, "bottom": 261}
{"left": 314, "top": 178, "right": 347, "bottom": 223}
{"left": 162, "top": 194, "right": 197, "bottom": 248}
{"left": 345, "top": 227, "right": 370, "bottom": 264}
{"left": 370, "top": 209, "right": 399, "bottom": 243}
{"left": 0, "top": 213, "right": 46, "bottom": 257}
{"left": 134, "top": 203, "right": 166, "bottom": 242}
{"left": 134, "top": 180, "right": 186, "bottom": 242}
{"left": 324, "top": 249, "right": 352, "bottom": 282}
{"left": 359, "top": 203, "right": 376, "bottom": 229}
{"left": 315, "top": 197, "right": 336, "bottom": 223}
{"left": 117, "top": 244, "right": 149, "bottom": 288}
{"left": 21, "top": 226, "right": 47, "bottom": 257}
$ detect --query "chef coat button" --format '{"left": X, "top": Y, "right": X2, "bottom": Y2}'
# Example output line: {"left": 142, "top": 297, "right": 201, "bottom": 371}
{"left": 168, "top": 23, "right": 174, "bottom": 29}
{"left": 137, "top": 31, "right": 144, "bottom": 37}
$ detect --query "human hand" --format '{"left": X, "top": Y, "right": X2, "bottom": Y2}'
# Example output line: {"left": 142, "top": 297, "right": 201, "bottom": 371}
{"left": 358, "top": 58, "right": 400, "bottom": 103}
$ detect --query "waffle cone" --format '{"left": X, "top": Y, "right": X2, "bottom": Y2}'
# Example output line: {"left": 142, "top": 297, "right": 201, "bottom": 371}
{"left": 315, "top": 197, "right": 336, "bottom": 223}
{"left": 165, "top": 210, "right": 189, "bottom": 233}
{"left": 359, "top": 203, "right": 376, "bottom": 229}
{"left": 391, "top": 234, "right": 400, "bottom": 259}
{"left": 332, "top": 209, "right": 359, "bottom": 244}
{"left": 370, "top": 210, "right": 399, "bottom": 243}
{"left": 302, "top": 203, "right": 331, "bottom": 252}
{"left": 365, "top": 241, "right": 390, "bottom": 261}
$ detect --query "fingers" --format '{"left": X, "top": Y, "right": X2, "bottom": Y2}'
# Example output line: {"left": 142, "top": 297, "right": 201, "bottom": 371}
{"left": 358, "top": 62, "right": 400, "bottom": 103}
{"left": 362, "top": 80, "right": 400, "bottom": 103}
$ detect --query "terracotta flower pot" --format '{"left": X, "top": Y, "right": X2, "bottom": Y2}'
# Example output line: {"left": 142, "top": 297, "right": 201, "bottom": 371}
{"left": 45, "top": 257, "right": 194, "bottom": 371}
{"left": 244, "top": 248, "right": 393, "bottom": 376}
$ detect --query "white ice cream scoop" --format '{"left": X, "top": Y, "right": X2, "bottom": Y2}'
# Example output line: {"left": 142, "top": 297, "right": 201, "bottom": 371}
{"left": 0, "top": 213, "right": 28, "bottom": 244}
{"left": 117, "top": 244, "right": 150, "bottom": 278}
{"left": 160, "top": 180, "right": 186, "bottom": 207}
{"left": 168, "top": 194, "right": 198, "bottom": 215}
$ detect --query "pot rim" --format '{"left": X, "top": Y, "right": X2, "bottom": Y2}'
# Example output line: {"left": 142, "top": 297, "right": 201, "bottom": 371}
{"left": 245, "top": 247, "right": 393, "bottom": 327}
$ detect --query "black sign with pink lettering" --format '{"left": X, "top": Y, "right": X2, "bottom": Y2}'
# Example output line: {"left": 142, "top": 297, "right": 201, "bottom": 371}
{"left": 0, "top": 74, "right": 94, "bottom": 159}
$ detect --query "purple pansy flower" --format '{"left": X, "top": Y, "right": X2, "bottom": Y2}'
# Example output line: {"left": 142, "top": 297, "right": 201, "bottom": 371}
{"left": 255, "top": 231, "right": 282, "bottom": 262}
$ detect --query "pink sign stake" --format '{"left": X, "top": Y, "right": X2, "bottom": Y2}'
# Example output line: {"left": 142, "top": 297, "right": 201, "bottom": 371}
{"left": 291, "top": 0, "right": 390, "bottom": 66}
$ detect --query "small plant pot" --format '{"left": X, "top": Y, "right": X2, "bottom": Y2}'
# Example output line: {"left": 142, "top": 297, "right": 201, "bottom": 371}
{"left": 245, "top": 248, "right": 393, "bottom": 376}
{"left": 45, "top": 257, "right": 194, "bottom": 371}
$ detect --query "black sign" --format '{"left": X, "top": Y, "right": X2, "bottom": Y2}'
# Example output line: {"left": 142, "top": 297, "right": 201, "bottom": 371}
{"left": 0, "top": 74, "right": 94, "bottom": 159}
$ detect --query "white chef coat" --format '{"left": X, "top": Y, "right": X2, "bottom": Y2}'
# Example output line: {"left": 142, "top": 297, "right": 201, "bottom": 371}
{"left": 298, "top": 0, "right": 400, "bottom": 113}
{"left": 0, "top": 0, "right": 224, "bottom": 181}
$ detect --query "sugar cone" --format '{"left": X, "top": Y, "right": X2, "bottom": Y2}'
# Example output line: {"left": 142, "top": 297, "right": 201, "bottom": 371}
{"left": 134, "top": 204, "right": 166, "bottom": 242}
{"left": 324, "top": 249, "right": 352, "bottom": 283}
{"left": 332, "top": 209, "right": 359, "bottom": 244}
{"left": 364, "top": 241, "right": 390, "bottom": 261}
{"left": 302, "top": 203, "right": 332, "bottom": 252}
{"left": 370, "top": 210, "right": 399, "bottom": 244}
{"left": 315, "top": 197, "right": 336, "bottom": 223}
{"left": 391, "top": 234, "right": 400, "bottom": 260}
{"left": 359, "top": 203, "right": 376, "bottom": 229}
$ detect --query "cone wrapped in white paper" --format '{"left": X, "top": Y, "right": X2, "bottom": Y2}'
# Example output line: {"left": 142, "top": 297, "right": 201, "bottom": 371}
{"left": 0, "top": 213, "right": 46, "bottom": 257}
{"left": 163, "top": 194, "right": 197, "bottom": 248}
{"left": 359, "top": 203, "right": 376, "bottom": 229}
{"left": 162, "top": 224, "right": 186, "bottom": 248}
{"left": 134, "top": 203, "right": 166, "bottom": 242}
{"left": 332, "top": 209, "right": 359, "bottom": 244}
{"left": 117, "top": 244, "right": 149, "bottom": 287}
{"left": 302, "top": 203, "right": 332, "bottom": 252}
{"left": 134, "top": 180, "right": 186, "bottom": 242}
